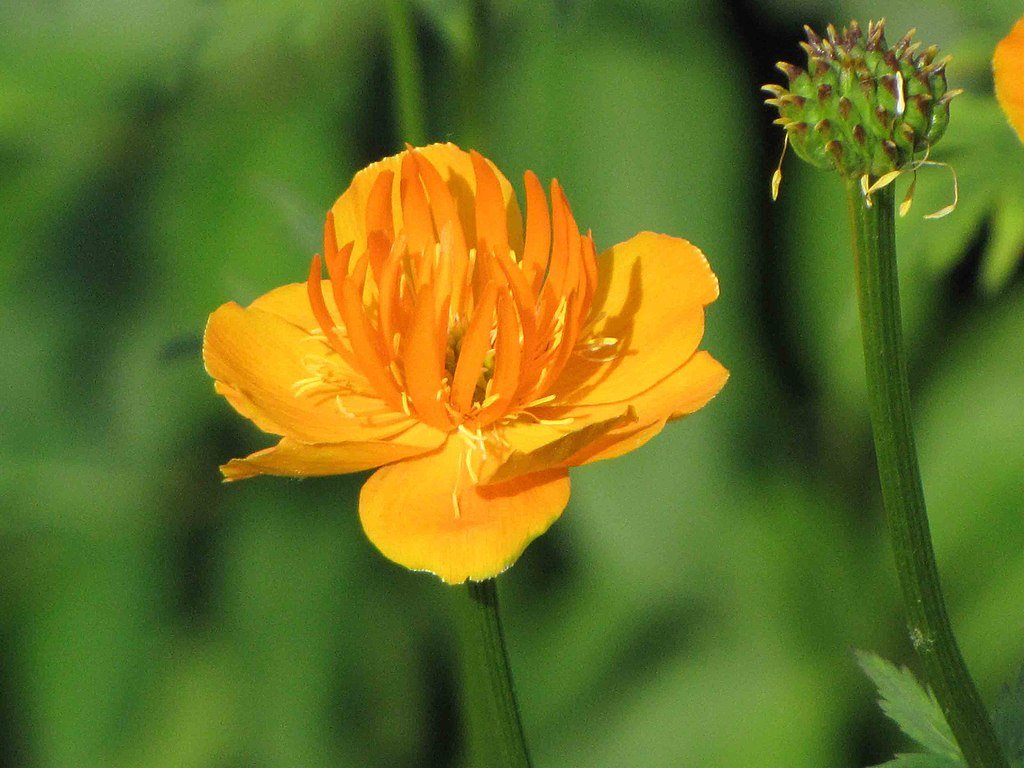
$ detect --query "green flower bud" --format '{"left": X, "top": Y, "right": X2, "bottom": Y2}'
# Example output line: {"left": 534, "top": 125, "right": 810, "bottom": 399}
{"left": 764, "top": 20, "right": 961, "bottom": 180}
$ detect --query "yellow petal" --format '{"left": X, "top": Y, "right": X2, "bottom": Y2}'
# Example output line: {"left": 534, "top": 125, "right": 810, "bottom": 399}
{"left": 483, "top": 350, "right": 727, "bottom": 484}
{"left": 245, "top": 282, "right": 323, "bottom": 331}
{"left": 214, "top": 380, "right": 287, "bottom": 436}
{"left": 204, "top": 301, "right": 428, "bottom": 444}
{"left": 359, "top": 437, "right": 570, "bottom": 583}
{"left": 221, "top": 435, "right": 444, "bottom": 481}
{"left": 995, "top": 15, "right": 1024, "bottom": 143}
{"left": 550, "top": 232, "right": 719, "bottom": 408}
{"left": 329, "top": 143, "right": 524, "bottom": 258}
{"left": 564, "top": 351, "right": 729, "bottom": 466}
{"left": 480, "top": 410, "right": 636, "bottom": 485}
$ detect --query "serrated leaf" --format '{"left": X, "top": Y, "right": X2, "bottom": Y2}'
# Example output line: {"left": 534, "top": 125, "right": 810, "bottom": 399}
{"left": 875, "top": 754, "right": 964, "bottom": 768}
{"left": 992, "top": 668, "right": 1024, "bottom": 760}
{"left": 855, "top": 650, "right": 962, "bottom": 762}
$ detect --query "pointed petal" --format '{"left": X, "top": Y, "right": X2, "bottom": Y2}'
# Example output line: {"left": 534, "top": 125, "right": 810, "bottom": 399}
{"left": 335, "top": 277, "right": 404, "bottom": 408}
{"left": 474, "top": 292, "right": 523, "bottom": 423}
{"left": 204, "top": 301, "right": 417, "bottom": 443}
{"left": 412, "top": 149, "right": 468, "bottom": 248}
{"left": 471, "top": 150, "right": 510, "bottom": 259}
{"left": 364, "top": 169, "right": 396, "bottom": 239}
{"left": 451, "top": 282, "right": 498, "bottom": 412}
{"left": 521, "top": 170, "right": 551, "bottom": 287}
{"left": 400, "top": 153, "right": 437, "bottom": 254}
{"left": 359, "top": 437, "right": 570, "bottom": 583}
{"left": 550, "top": 232, "right": 719, "bottom": 408}
{"left": 220, "top": 432, "right": 445, "bottom": 481}
{"left": 400, "top": 282, "right": 452, "bottom": 429}
{"left": 995, "top": 15, "right": 1024, "bottom": 143}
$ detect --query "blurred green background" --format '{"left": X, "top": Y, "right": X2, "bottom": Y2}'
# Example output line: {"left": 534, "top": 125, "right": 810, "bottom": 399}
{"left": 2, "top": 0, "right": 1023, "bottom": 766}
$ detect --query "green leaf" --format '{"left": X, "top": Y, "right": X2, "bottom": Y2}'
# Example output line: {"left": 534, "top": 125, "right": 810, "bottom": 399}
{"left": 992, "top": 668, "right": 1024, "bottom": 760}
{"left": 875, "top": 754, "right": 964, "bottom": 768}
{"left": 855, "top": 650, "right": 962, "bottom": 762}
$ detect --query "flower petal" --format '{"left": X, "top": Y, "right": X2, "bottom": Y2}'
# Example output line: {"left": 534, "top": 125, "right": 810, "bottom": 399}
{"left": 549, "top": 232, "right": 719, "bottom": 408}
{"left": 221, "top": 435, "right": 444, "bottom": 481}
{"left": 204, "top": 301, "right": 430, "bottom": 443}
{"left": 995, "top": 15, "right": 1024, "bottom": 143}
{"left": 359, "top": 436, "right": 570, "bottom": 583}
{"left": 214, "top": 380, "right": 287, "bottom": 436}
{"left": 562, "top": 350, "right": 729, "bottom": 466}
{"left": 483, "top": 350, "right": 727, "bottom": 484}
{"left": 329, "top": 143, "right": 524, "bottom": 257}
{"left": 245, "top": 281, "right": 326, "bottom": 331}
{"left": 480, "top": 411, "right": 636, "bottom": 485}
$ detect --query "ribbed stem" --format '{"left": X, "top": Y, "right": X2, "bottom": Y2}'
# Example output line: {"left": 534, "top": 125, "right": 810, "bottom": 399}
{"left": 383, "top": 0, "right": 428, "bottom": 146}
{"left": 847, "top": 179, "right": 1008, "bottom": 768}
{"left": 453, "top": 579, "right": 532, "bottom": 768}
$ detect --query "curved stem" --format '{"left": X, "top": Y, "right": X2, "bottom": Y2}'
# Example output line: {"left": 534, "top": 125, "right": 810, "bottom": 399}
{"left": 384, "top": 0, "right": 428, "bottom": 146}
{"left": 847, "top": 179, "right": 1008, "bottom": 768}
{"left": 453, "top": 579, "right": 532, "bottom": 768}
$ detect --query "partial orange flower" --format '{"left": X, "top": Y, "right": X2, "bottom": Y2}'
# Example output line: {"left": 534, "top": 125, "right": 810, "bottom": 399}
{"left": 995, "top": 14, "right": 1024, "bottom": 142}
{"left": 204, "top": 144, "right": 727, "bottom": 584}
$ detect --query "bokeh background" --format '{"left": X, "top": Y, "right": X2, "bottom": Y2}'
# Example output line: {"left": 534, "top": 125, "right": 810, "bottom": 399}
{"left": 3, "top": 0, "right": 1024, "bottom": 766}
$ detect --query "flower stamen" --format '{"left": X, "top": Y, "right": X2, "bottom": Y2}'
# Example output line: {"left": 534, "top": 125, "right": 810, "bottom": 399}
{"left": 301, "top": 146, "right": 603, "bottom": 433}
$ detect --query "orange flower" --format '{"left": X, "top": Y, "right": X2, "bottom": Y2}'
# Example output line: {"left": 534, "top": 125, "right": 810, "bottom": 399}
{"left": 204, "top": 144, "right": 727, "bottom": 584}
{"left": 995, "top": 14, "right": 1024, "bottom": 142}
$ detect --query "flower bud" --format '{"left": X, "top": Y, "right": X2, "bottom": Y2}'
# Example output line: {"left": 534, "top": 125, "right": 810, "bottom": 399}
{"left": 764, "top": 20, "right": 959, "bottom": 178}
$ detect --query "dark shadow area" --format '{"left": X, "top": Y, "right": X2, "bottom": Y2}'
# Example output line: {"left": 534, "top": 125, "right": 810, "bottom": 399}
{"left": 49, "top": 83, "right": 180, "bottom": 420}
{"left": 418, "top": 630, "right": 461, "bottom": 768}
{"left": 0, "top": 623, "right": 26, "bottom": 768}
{"left": 350, "top": 27, "right": 404, "bottom": 167}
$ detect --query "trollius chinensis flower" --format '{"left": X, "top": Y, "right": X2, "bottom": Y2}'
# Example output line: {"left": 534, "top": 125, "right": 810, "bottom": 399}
{"left": 204, "top": 144, "right": 727, "bottom": 583}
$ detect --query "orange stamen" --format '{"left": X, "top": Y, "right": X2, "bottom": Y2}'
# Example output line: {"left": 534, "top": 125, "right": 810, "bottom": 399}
{"left": 377, "top": 247, "right": 406, "bottom": 361}
{"left": 323, "top": 211, "right": 339, "bottom": 263}
{"left": 303, "top": 150, "right": 605, "bottom": 435}
{"left": 305, "top": 255, "right": 349, "bottom": 359}
{"left": 365, "top": 170, "right": 395, "bottom": 239}
{"left": 400, "top": 283, "right": 451, "bottom": 429}
{"left": 451, "top": 282, "right": 499, "bottom": 413}
{"left": 411, "top": 150, "right": 468, "bottom": 257}
{"left": 336, "top": 275, "right": 404, "bottom": 409}
{"left": 400, "top": 153, "right": 436, "bottom": 257}
{"left": 470, "top": 150, "right": 509, "bottom": 260}
{"left": 521, "top": 170, "right": 551, "bottom": 288}
{"left": 581, "top": 232, "right": 598, "bottom": 305}
{"left": 476, "top": 293, "right": 522, "bottom": 425}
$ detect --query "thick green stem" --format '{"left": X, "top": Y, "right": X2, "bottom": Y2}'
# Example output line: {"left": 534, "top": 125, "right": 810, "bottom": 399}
{"left": 384, "top": 0, "right": 428, "bottom": 146}
{"left": 847, "top": 180, "right": 1008, "bottom": 768}
{"left": 453, "top": 579, "right": 532, "bottom": 768}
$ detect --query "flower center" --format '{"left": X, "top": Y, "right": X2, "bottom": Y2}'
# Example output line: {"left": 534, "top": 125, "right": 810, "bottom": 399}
{"left": 301, "top": 147, "right": 601, "bottom": 433}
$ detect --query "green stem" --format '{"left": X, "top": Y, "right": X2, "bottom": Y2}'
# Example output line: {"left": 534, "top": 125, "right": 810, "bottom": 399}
{"left": 384, "top": 0, "right": 428, "bottom": 146}
{"left": 453, "top": 579, "right": 532, "bottom": 768}
{"left": 847, "top": 179, "right": 1008, "bottom": 768}
{"left": 454, "top": 0, "right": 486, "bottom": 148}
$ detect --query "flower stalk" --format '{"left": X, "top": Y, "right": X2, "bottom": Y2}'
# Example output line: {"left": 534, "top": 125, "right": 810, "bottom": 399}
{"left": 454, "top": 579, "right": 533, "bottom": 768}
{"left": 384, "top": 0, "right": 428, "bottom": 146}
{"left": 847, "top": 179, "right": 1008, "bottom": 768}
